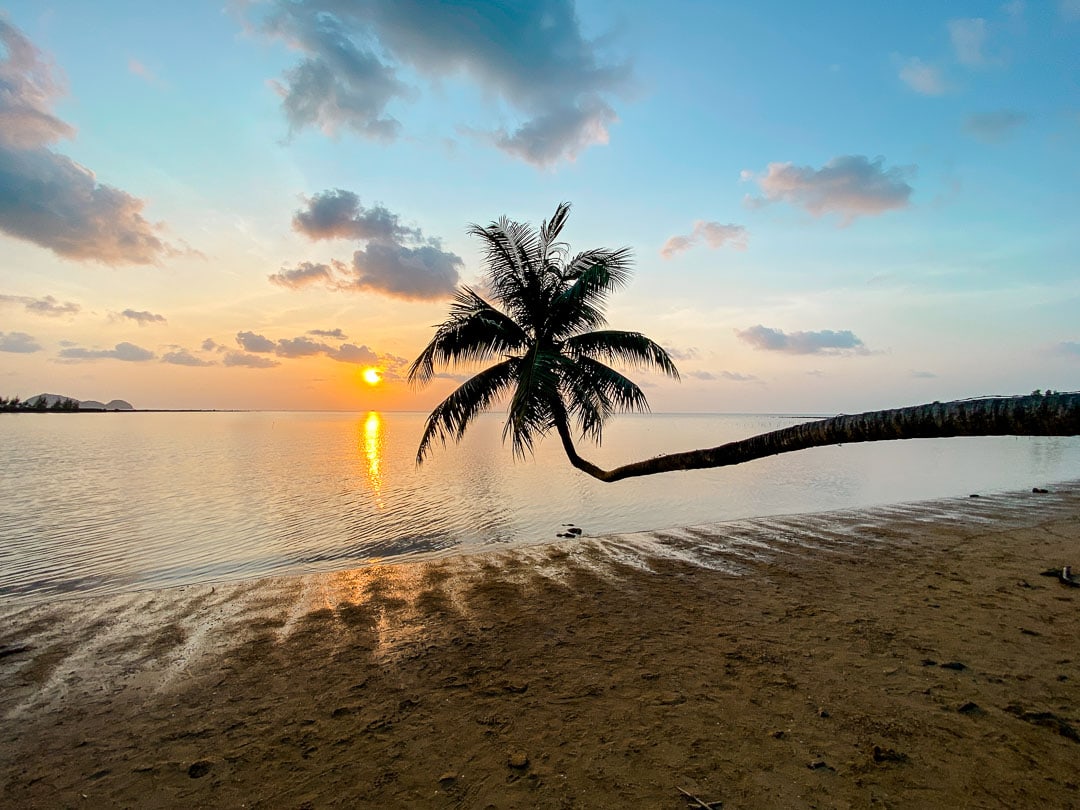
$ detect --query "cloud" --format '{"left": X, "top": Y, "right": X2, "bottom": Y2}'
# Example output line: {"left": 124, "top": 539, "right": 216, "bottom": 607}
{"left": 162, "top": 348, "right": 214, "bottom": 366}
{"left": 119, "top": 308, "right": 166, "bottom": 326}
{"left": 268, "top": 261, "right": 339, "bottom": 289}
{"left": 292, "top": 189, "right": 420, "bottom": 242}
{"left": 661, "top": 221, "right": 748, "bottom": 259}
{"left": 0, "top": 293, "right": 80, "bottom": 316}
{"left": 1064, "top": 0, "right": 1080, "bottom": 20}
{"left": 348, "top": 241, "right": 462, "bottom": 300}
{"left": 308, "top": 327, "right": 346, "bottom": 339}
{"left": 735, "top": 325, "right": 868, "bottom": 355}
{"left": 1003, "top": 1, "right": 1025, "bottom": 17}
{"left": 274, "top": 335, "right": 329, "bottom": 358}
{"left": 328, "top": 343, "right": 377, "bottom": 365}
{"left": 127, "top": 58, "right": 157, "bottom": 83}
{"left": 0, "top": 20, "right": 179, "bottom": 265}
{"left": 233, "top": 329, "right": 380, "bottom": 365}
{"left": 964, "top": 110, "right": 1027, "bottom": 142}
{"left": 235, "top": 331, "right": 276, "bottom": 353}
{"left": 948, "top": 18, "right": 991, "bottom": 67}
{"left": 201, "top": 337, "right": 225, "bottom": 352}
{"left": 744, "top": 155, "right": 914, "bottom": 224}
{"left": 58, "top": 341, "right": 155, "bottom": 361}
{"left": 910, "top": 370, "right": 938, "bottom": 378}
{"left": 1055, "top": 340, "right": 1080, "bottom": 356}
{"left": 223, "top": 351, "right": 280, "bottom": 368}
{"left": 898, "top": 57, "right": 947, "bottom": 95}
{"left": 0, "top": 331, "right": 42, "bottom": 353}
{"left": 494, "top": 96, "right": 617, "bottom": 167}
{"left": 720, "top": 371, "right": 758, "bottom": 382}
{"left": 284, "top": 191, "right": 462, "bottom": 300}
{"left": 254, "top": 0, "right": 630, "bottom": 166}
{"left": 663, "top": 346, "right": 699, "bottom": 361}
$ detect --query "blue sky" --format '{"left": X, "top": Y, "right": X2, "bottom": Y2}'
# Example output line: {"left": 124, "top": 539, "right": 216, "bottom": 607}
{"left": 1, "top": 1, "right": 1077, "bottom": 412}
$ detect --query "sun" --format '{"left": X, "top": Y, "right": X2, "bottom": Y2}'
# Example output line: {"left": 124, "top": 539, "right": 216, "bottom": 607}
{"left": 362, "top": 367, "right": 382, "bottom": 386}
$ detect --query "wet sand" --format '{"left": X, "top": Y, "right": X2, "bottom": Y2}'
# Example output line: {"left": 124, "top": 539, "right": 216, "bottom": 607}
{"left": 2, "top": 484, "right": 1079, "bottom": 808}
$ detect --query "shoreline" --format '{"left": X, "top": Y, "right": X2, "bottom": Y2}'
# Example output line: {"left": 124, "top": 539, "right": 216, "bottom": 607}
{"left": 2, "top": 485, "right": 1079, "bottom": 807}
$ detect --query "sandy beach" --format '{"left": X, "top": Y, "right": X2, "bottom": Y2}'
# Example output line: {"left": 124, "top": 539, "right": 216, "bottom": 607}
{"left": 2, "top": 484, "right": 1079, "bottom": 809}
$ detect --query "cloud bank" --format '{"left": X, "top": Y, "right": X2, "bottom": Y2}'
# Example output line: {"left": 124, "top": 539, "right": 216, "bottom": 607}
{"left": 661, "top": 221, "right": 748, "bottom": 259}
{"left": 0, "top": 20, "right": 178, "bottom": 264}
{"left": 736, "top": 325, "right": 868, "bottom": 355}
{"left": 255, "top": 0, "right": 630, "bottom": 166}
{"left": 233, "top": 330, "right": 379, "bottom": 365}
{"left": 744, "top": 155, "right": 914, "bottom": 224}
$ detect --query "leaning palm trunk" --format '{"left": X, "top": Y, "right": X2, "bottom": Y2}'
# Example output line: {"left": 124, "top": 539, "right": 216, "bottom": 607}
{"left": 554, "top": 392, "right": 1080, "bottom": 483}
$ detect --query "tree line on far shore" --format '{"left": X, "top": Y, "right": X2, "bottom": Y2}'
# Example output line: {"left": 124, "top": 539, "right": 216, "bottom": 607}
{"left": 0, "top": 396, "right": 80, "bottom": 412}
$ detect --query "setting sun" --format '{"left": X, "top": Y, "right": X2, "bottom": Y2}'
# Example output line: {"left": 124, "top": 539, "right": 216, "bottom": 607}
{"left": 362, "top": 367, "right": 382, "bottom": 386}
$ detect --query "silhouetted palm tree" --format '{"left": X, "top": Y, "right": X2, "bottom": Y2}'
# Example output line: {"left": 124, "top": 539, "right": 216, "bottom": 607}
{"left": 409, "top": 202, "right": 678, "bottom": 464}
{"left": 412, "top": 204, "right": 1080, "bottom": 481}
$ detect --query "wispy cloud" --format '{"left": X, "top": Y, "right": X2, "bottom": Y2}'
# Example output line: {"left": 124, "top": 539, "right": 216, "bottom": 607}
{"left": 0, "top": 331, "right": 42, "bottom": 353}
{"left": 661, "top": 221, "right": 748, "bottom": 259}
{"left": 1064, "top": 0, "right": 1080, "bottom": 21}
{"left": 910, "top": 370, "right": 938, "bottom": 379}
{"left": 1055, "top": 340, "right": 1080, "bottom": 357}
{"left": 964, "top": 110, "right": 1027, "bottom": 142}
{"left": 58, "top": 342, "right": 156, "bottom": 362}
{"left": 252, "top": 0, "right": 630, "bottom": 166}
{"left": 744, "top": 155, "right": 914, "bottom": 224}
{"left": 948, "top": 18, "right": 991, "bottom": 67}
{"left": 736, "top": 325, "right": 869, "bottom": 355}
{"left": 0, "top": 20, "right": 181, "bottom": 265}
{"left": 308, "top": 328, "right": 346, "bottom": 339}
{"left": 0, "top": 293, "right": 80, "bottom": 317}
{"left": 687, "top": 369, "right": 758, "bottom": 382}
{"left": 898, "top": 57, "right": 947, "bottom": 95}
{"left": 118, "top": 308, "right": 167, "bottom": 326}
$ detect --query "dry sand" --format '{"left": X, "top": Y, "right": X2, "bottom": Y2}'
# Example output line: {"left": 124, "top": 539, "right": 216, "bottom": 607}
{"left": 2, "top": 484, "right": 1079, "bottom": 809}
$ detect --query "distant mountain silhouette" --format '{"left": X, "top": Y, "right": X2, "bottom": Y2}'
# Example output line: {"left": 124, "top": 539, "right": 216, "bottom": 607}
{"left": 24, "top": 393, "right": 135, "bottom": 411}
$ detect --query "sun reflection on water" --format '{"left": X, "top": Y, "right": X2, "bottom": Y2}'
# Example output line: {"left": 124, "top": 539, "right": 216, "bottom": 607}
{"left": 362, "top": 411, "right": 384, "bottom": 500}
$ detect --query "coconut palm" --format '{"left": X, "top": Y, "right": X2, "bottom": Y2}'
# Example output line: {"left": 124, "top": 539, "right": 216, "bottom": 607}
{"left": 412, "top": 204, "right": 1080, "bottom": 481}
{"left": 408, "top": 202, "right": 679, "bottom": 465}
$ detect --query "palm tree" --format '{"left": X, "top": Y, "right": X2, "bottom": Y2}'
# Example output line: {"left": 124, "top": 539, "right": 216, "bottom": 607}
{"left": 409, "top": 202, "right": 679, "bottom": 466}
{"left": 411, "top": 204, "right": 1080, "bottom": 482}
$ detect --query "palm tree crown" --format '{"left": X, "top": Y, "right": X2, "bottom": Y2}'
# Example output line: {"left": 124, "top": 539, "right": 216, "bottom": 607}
{"left": 409, "top": 202, "right": 679, "bottom": 464}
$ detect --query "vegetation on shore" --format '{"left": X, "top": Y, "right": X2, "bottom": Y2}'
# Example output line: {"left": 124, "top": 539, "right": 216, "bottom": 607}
{"left": 412, "top": 204, "right": 1080, "bottom": 481}
{"left": 0, "top": 395, "right": 80, "bottom": 412}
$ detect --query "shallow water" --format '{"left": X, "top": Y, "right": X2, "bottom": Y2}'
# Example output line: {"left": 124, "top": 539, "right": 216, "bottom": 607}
{"left": 2, "top": 410, "right": 1078, "bottom": 601}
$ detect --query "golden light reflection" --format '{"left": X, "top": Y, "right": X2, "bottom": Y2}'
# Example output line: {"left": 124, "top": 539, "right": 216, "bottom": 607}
{"left": 362, "top": 411, "right": 384, "bottom": 499}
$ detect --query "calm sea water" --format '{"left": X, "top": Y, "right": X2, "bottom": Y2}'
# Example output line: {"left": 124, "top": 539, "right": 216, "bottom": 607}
{"left": 2, "top": 411, "right": 1079, "bottom": 602}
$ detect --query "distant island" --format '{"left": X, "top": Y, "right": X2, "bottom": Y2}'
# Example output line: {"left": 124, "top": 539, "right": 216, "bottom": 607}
{"left": 0, "top": 393, "right": 135, "bottom": 412}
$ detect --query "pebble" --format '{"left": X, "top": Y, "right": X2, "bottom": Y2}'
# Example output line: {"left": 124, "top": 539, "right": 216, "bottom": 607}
{"left": 507, "top": 751, "right": 529, "bottom": 769}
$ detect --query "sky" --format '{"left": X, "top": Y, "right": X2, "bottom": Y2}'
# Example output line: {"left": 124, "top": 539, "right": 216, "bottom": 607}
{"left": 1, "top": 0, "right": 1078, "bottom": 414}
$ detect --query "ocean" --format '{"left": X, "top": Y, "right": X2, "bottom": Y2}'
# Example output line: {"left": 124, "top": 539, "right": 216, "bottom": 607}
{"left": 2, "top": 410, "right": 1078, "bottom": 601}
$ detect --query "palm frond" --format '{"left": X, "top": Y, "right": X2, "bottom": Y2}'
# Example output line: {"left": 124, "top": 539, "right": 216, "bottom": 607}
{"left": 559, "top": 355, "right": 651, "bottom": 443}
{"left": 415, "top": 358, "right": 520, "bottom": 464}
{"left": 547, "top": 254, "right": 635, "bottom": 339}
{"left": 503, "top": 346, "right": 562, "bottom": 459}
{"left": 408, "top": 288, "right": 529, "bottom": 385}
{"left": 563, "top": 331, "right": 680, "bottom": 379}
